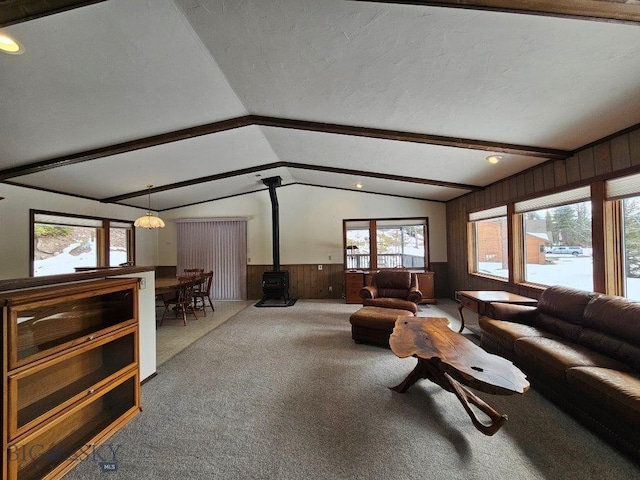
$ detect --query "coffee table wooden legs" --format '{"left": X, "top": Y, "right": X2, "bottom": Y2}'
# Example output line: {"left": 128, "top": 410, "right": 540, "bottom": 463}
{"left": 444, "top": 372, "right": 508, "bottom": 436}
{"left": 390, "top": 358, "right": 509, "bottom": 436}
{"left": 457, "top": 303, "right": 466, "bottom": 332}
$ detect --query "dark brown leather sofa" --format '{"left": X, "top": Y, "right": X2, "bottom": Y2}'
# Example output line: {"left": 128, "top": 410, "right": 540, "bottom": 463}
{"left": 479, "top": 285, "right": 640, "bottom": 461}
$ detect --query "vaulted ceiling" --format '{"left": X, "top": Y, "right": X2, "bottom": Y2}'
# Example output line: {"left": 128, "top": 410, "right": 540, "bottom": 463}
{"left": 1, "top": 0, "right": 640, "bottom": 211}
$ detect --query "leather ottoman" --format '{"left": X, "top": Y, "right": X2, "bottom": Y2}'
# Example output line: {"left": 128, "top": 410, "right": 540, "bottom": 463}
{"left": 349, "top": 306, "right": 415, "bottom": 348}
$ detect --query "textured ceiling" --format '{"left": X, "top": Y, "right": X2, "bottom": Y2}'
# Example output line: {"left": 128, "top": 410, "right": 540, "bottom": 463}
{"left": 1, "top": 0, "right": 640, "bottom": 210}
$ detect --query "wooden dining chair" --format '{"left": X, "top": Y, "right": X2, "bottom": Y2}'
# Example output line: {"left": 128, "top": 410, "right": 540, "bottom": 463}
{"left": 184, "top": 268, "right": 204, "bottom": 276}
{"left": 159, "top": 276, "right": 198, "bottom": 326}
{"left": 193, "top": 271, "right": 214, "bottom": 315}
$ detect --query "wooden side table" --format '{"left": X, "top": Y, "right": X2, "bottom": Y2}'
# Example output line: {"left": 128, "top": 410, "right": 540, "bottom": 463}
{"left": 455, "top": 290, "right": 537, "bottom": 333}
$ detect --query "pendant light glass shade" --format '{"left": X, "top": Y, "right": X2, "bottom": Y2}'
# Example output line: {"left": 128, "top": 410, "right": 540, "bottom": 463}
{"left": 134, "top": 185, "right": 165, "bottom": 229}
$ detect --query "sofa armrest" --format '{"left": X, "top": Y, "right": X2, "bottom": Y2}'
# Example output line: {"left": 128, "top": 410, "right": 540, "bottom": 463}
{"left": 360, "top": 285, "right": 378, "bottom": 300}
{"left": 407, "top": 287, "right": 423, "bottom": 304}
{"left": 487, "top": 302, "right": 537, "bottom": 325}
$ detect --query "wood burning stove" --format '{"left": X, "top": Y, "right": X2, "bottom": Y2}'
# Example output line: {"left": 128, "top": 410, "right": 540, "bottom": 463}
{"left": 261, "top": 271, "right": 290, "bottom": 302}
{"left": 256, "top": 176, "right": 295, "bottom": 306}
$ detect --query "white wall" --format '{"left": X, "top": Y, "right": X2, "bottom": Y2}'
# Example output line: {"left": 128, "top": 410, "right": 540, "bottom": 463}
{"left": 0, "top": 183, "right": 158, "bottom": 279}
{"left": 158, "top": 184, "right": 447, "bottom": 265}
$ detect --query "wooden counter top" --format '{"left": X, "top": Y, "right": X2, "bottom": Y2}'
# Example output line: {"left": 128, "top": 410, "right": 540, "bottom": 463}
{"left": 0, "top": 266, "right": 155, "bottom": 293}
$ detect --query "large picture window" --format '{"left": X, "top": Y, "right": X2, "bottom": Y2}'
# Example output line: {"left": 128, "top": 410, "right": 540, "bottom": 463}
{"left": 31, "top": 211, "right": 134, "bottom": 276}
{"left": 468, "top": 206, "right": 508, "bottom": 279}
{"left": 606, "top": 172, "right": 640, "bottom": 301}
{"left": 344, "top": 218, "right": 429, "bottom": 270}
{"left": 515, "top": 187, "right": 592, "bottom": 291}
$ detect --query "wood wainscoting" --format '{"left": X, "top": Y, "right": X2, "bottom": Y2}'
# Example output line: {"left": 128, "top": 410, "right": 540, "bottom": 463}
{"left": 159, "top": 263, "right": 448, "bottom": 301}
{"left": 248, "top": 263, "right": 448, "bottom": 301}
{"left": 248, "top": 264, "right": 346, "bottom": 300}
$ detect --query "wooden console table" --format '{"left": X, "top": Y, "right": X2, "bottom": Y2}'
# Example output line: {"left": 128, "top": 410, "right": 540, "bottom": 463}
{"left": 455, "top": 290, "right": 537, "bottom": 333}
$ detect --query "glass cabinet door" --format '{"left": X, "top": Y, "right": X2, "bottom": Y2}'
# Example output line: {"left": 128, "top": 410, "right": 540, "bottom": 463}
{"left": 9, "top": 288, "right": 135, "bottom": 369}
{"left": 9, "top": 327, "right": 137, "bottom": 438}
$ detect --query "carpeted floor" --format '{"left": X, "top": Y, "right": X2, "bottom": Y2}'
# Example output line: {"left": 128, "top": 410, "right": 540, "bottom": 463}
{"left": 64, "top": 300, "right": 639, "bottom": 479}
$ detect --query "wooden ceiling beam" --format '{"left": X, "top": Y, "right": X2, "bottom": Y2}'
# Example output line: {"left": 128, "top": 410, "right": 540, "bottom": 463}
{"left": 353, "top": 0, "right": 640, "bottom": 25}
{"left": 251, "top": 115, "right": 568, "bottom": 159}
{"left": 0, "top": 116, "right": 253, "bottom": 181}
{"left": 102, "top": 160, "right": 482, "bottom": 204}
{"left": 0, "top": 114, "right": 566, "bottom": 182}
{"left": 0, "top": 0, "right": 108, "bottom": 28}
{"left": 286, "top": 162, "right": 482, "bottom": 191}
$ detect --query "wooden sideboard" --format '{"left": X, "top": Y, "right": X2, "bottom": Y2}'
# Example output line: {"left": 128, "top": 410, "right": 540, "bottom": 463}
{"left": 2, "top": 278, "right": 141, "bottom": 480}
{"left": 344, "top": 270, "right": 436, "bottom": 304}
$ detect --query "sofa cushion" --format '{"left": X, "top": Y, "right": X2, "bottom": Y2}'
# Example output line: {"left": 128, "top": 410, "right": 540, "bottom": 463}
{"left": 533, "top": 314, "right": 584, "bottom": 341}
{"left": 566, "top": 367, "right": 640, "bottom": 425}
{"left": 580, "top": 295, "right": 640, "bottom": 371}
{"left": 514, "top": 336, "right": 630, "bottom": 381}
{"left": 479, "top": 317, "right": 554, "bottom": 354}
{"left": 536, "top": 285, "right": 599, "bottom": 325}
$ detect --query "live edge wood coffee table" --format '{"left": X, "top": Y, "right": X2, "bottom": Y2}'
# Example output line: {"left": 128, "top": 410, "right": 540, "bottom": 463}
{"left": 389, "top": 317, "right": 529, "bottom": 436}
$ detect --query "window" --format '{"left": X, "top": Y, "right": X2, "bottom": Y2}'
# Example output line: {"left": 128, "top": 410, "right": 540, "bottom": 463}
{"left": 345, "top": 221, "right": 370, "bottom": 269}
{"left": 31, "top": 211, "right": 134, "bottom": 276}
{"left": 468, "top": 206, "right": 508, "bottom": 279}
{"left": 344, "top": 218, "right": 429, "bottom": 270}
{"left": 515, "top": 187, "right": 592, "bottom": 290}
{"left": 606, "top": 172, "right": 640, "bottom": 301}
{"left": 109, "top": 222, "right": 135, "bottom": 267}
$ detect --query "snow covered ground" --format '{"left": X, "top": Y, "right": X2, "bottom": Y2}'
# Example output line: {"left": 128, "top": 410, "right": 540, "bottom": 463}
{"left": 480, "top": 254, "right": 640, "bottom": 301}
{"left": 34, "top": 242, "right": 127, "bottom": 276}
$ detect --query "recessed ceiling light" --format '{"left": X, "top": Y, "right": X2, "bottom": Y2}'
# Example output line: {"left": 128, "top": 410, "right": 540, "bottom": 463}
{"left": 486, "top": 155, "right": 502, "bottom": 164}
{"left": 0, "top": 33, "right": 23, "bottom": 54}
{"left": 354, "top": 182, "right": 363, "bottom": 189}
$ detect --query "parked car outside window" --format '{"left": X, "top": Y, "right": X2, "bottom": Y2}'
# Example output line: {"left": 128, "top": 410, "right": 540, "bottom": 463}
{"left": 545, "top": 246, "right": 583, "bottom": 256}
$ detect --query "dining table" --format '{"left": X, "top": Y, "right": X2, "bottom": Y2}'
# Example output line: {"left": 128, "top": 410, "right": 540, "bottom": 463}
{"left": 155, "top": 277, "right": 182, "bottom": 296}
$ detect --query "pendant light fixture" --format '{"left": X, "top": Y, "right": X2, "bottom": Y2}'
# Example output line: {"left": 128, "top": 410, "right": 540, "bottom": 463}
{"left": 134, "top": 184, "right": 165, "bottom": 229}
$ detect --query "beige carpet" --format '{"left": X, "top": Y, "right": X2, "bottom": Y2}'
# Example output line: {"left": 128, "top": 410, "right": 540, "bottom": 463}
{"left": 64, "top": 299, "right": 638, "bottom": 479}
{"left": 155, "top": 300, "right": 254, "bottom": 366}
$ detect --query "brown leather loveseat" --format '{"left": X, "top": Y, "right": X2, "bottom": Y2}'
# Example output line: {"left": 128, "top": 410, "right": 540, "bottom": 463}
{"left": 479, "top": 285, "right": 640, "bottom": 460}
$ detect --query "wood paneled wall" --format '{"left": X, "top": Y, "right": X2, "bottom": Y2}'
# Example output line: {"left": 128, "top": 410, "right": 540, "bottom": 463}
{"left": 446, "top": 127, "right": 640, "bottom": 300}
{"left": 248, "top": 262, "right": 449, "bottom": 300}
{"left": 248, "top": 264, "right": 346, "bottom": 300}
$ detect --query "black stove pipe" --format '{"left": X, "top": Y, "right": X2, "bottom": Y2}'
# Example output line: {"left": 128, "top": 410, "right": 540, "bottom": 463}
{"left": 262, "top": 176, "right": 282, "bottom": 272}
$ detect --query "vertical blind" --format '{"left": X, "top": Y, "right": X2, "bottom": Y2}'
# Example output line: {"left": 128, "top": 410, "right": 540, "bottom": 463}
{"left": 176, "top": 218, "right": 247, "bottom": 300}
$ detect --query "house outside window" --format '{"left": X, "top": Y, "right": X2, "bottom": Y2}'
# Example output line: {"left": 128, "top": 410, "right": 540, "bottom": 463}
{"left": 468, "top": 206, "right": 508, "bottom": 279}
{"left": 515, "top": 187, "right": 592, "bottom": 291}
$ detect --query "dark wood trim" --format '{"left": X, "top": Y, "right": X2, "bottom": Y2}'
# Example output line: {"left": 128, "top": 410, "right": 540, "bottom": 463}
{"left": 459, "top": 164, "right": 640, "bottom": 214}
{"left": 103, "top": 163, "right": 283, "bottom": 202}
{"left": 353, "top": 0, "right": 640, "bottom": 25}
{"left": 0, "top": 266, "right": 154, "bottom": 293}
{"left": 591, "top": 181, "right": 606, "bottom": 294}
{"left": 343, "top": 217, "right": 430, "bottom": 270}
{"left": 104, "top": 161, "right": 482, "bottom": 204}
{"left": 288, "top": 162, "right": 482, "bottom": 191}
{"left": 140, "top": 372, "right": 158, "bottom": 385}
{"left": 29, "top": 209, "right": 135, "bottom": 276}
{"left": 0, "top": 0, "right": 107, "bottom": 28}
{"left": 0, "top": 115, "right": 567, "bottom": 182}
{"left": 0, "top": 116, "right": 254, "bottom": 181}
{"left": 252, "top": 115, "right": 568, "bottom": 160}
{"left": 294, "top": 182, "right": 447, "bottom": 203}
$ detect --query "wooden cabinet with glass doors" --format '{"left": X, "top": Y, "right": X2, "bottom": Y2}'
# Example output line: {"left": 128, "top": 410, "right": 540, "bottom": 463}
{"left": 2, "top": 278, "right": 141, "bottom": 480}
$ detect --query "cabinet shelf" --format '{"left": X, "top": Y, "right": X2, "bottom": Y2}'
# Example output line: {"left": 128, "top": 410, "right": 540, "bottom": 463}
{"left": 2, "top": 278, "right": 141, "bottom": 480}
